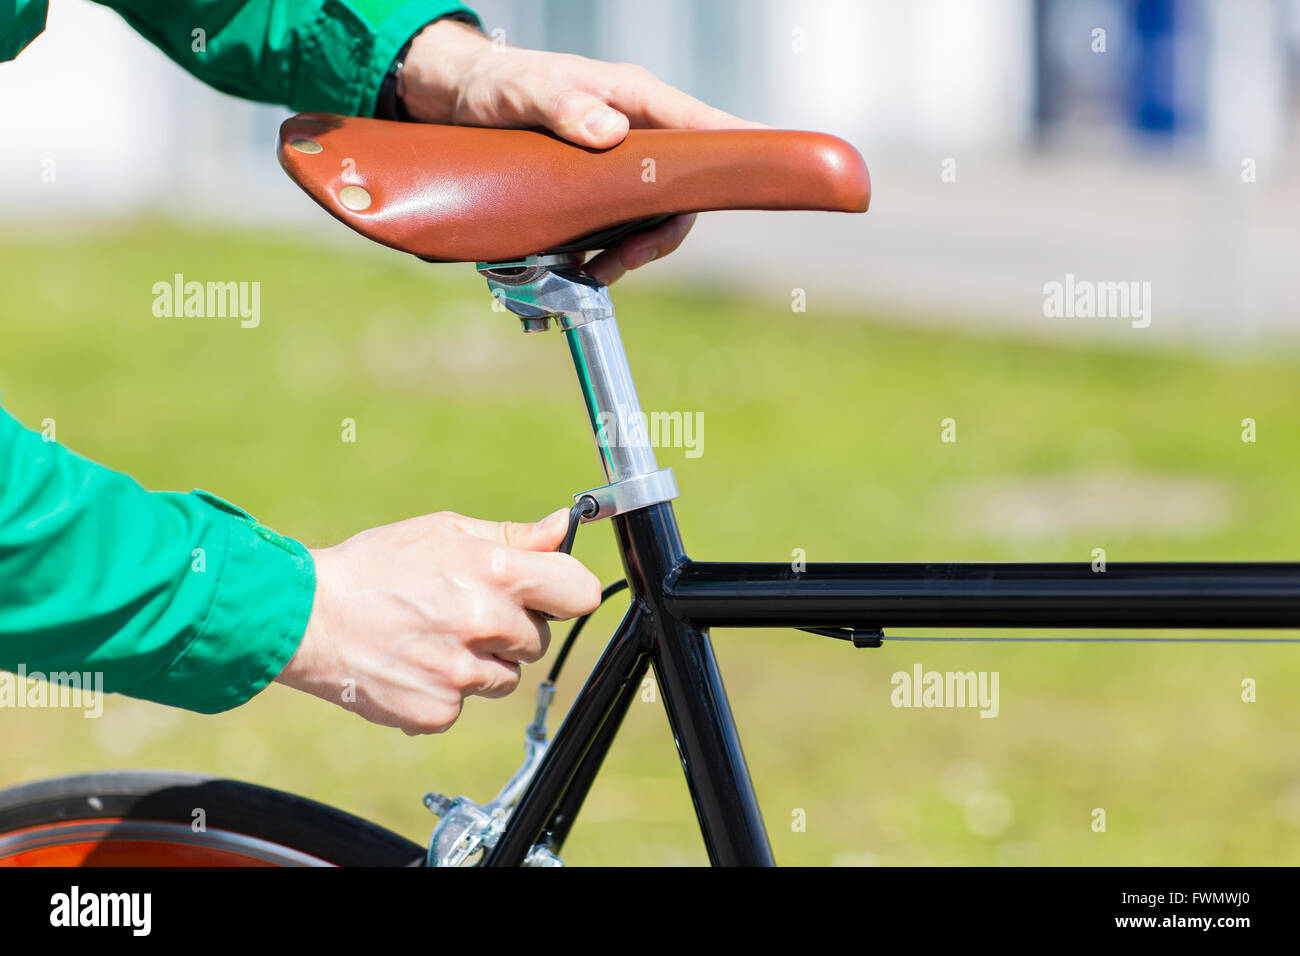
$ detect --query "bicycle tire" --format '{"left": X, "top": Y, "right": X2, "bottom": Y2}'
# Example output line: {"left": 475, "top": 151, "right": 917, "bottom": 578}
{"left": 0, "top": 770, "right": 424, "bottom": 866}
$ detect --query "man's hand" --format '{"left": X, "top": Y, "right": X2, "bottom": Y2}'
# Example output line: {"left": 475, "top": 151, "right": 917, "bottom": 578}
{"left": 275, "top": 509, "right": 601, "bottom": 735}
{"left": 397, "top": 18, "right": 765, "bottom": 284}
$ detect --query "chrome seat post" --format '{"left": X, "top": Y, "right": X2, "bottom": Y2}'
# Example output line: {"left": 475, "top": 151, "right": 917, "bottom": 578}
{"left": 477, "top": 255, "right": 678, "bottom": 522}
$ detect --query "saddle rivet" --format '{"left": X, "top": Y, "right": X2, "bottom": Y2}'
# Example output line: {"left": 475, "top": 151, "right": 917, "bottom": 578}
{"left": 338, "top": 185, "right": 372, "bottom": 211}
{"left": 288, "top": 138, "right": 323, "bottom": 154}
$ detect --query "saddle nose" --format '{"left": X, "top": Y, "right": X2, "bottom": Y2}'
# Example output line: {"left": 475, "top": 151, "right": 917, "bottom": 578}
{"left": 277, "top": 112, "right": 870, "bottom": 264}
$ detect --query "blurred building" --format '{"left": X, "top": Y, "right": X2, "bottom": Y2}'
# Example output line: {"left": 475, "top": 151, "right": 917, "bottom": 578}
{"left": 2, "top": 0, "right": 1298, "bottom": 340}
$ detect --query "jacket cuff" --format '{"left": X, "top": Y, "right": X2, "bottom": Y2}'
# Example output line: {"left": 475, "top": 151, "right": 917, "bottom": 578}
{"left": 374, "top": 9, "right": 481, "bottom": 120}
{"left": 126, "top": 490, "right": 316, "bottom": 714}
{"left": 296, "top": 1, "right": 480, "bottom": 116}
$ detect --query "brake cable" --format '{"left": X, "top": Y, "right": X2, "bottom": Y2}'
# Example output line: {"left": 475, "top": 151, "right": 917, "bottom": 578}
{"left": 800, "top": 628, "right": 1300, "bottom": 645}
{"left": 878, "top": 635, "right": 1300, "bottom": 643}
{"left": 547, "top": 580, "right": 630, "bottom": 683}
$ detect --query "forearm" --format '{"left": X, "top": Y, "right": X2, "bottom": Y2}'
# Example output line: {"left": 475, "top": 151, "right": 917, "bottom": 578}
{"left": 93, "top": 0, "right": 479, "bottom": 115}
{"left": 0, "top": 404, "right": 313, "bottom": 713}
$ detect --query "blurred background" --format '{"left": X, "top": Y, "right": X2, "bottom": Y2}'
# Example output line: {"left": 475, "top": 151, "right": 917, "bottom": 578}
{"left": 6, "top": 0, "right": 1300, "bottom": 341}
{"left": 2, "top": 0, "right": 1299, "bottom": 865}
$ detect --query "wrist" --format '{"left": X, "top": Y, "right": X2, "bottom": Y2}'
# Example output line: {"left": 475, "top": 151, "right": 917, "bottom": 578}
{"left": 398, "top": 17, "right": 493, "bottom": 124}
{"left": 276, "top": 547, "right": 338, "bottom": 694}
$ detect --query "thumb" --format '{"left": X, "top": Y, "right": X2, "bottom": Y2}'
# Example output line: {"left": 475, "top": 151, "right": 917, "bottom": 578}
{"left": 536, "top": 88, "right": 630, "bottom": 149}
{"left": 505, "top": 508, "right": 571, "bottom": 552}
{"left": 442, "top": 508, "right": 570, "bottom": 550}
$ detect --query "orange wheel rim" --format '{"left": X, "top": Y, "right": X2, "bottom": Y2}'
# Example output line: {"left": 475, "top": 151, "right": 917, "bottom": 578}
{"left": 0, "top": 819, "right": 334, "bottom": 867}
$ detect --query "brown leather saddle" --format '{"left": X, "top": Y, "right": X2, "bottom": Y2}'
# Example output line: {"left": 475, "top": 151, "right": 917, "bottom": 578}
{"left": 277, "top": 113, "right": 870, "bottom": 264}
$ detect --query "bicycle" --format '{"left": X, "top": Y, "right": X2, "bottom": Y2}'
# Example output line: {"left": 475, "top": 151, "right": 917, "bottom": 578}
{"left": 2, "top": 113, "right": 1298, "bottom": 867}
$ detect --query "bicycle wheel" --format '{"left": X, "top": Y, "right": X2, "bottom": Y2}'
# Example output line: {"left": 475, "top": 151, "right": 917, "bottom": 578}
{"left": 0, "top": 770, "right": 424, "bottom": 866}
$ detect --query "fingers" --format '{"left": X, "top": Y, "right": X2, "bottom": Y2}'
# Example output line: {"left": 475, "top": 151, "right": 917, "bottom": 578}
{"left": 506, "top": 550, "right": 603, "bottom": 620}
{"left": 468, "top": 653, "right": 523, "bottom": 700}
{"left": 584, "top": 214, "right": 697, "bottom": 286}
{"left": 396, "top": 653, "right": 519, "bottom": 734}
{"left": 476, "top": 609, "right": 551, "bottom": 665}
{"left": 401, "top": 697, "right": 461, "bottom": 737}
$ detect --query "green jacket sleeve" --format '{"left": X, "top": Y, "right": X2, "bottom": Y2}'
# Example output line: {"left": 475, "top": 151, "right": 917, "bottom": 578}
{"left": 0, "top": 404, "right": 315, "bottom": 713}
{"left": 0, "top": 0, "right": 48, "bottom": 60}
{"left": 2, "top": 0, "right": 479, "bottom": 116}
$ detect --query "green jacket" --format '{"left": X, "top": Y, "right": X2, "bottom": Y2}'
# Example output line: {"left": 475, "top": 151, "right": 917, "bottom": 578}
{"left": 0, "top": 0, "right": 477, "bottom": 713}
{"left": 2, "top": 0, "right": 477, "bottom": 116}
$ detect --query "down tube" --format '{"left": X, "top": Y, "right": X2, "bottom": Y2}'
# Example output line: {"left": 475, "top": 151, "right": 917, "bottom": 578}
{"left": 543, "top": 651, "right": 653, "bottom": 853}
{"left": 617, "top": 504, "right": 775, "bottom": 866}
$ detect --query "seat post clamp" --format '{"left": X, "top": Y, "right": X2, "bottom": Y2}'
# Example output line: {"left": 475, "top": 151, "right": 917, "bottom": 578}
{"left": 574, "top": 468, "right": 678, "bottom": 522}
{"left": 476, "top": 256, "right": 612, "bottom": 332}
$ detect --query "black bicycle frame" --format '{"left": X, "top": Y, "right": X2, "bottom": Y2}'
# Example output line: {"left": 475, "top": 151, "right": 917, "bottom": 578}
{"left": 474, "top": 256, "right": 1300, "bottom": 867}
{"left": 482, "top": 498, "right": 1300, "bottom": 866}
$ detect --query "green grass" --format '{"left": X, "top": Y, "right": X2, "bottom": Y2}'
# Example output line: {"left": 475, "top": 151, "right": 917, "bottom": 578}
{"left": 2, "top": 220, "right": 1299, "bottom": 865}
